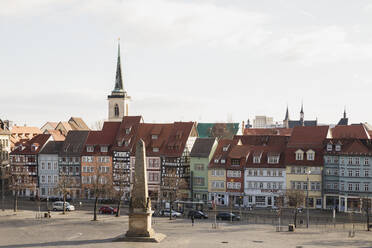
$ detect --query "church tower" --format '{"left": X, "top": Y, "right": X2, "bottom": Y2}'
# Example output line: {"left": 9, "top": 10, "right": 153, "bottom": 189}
{"left": 108, "top": 40, "right": 131, "bottom": 121}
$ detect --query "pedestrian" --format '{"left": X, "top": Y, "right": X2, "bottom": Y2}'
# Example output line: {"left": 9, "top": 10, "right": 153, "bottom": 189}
{"left": 191, "top": 215, "right": 195, "bottom": 227}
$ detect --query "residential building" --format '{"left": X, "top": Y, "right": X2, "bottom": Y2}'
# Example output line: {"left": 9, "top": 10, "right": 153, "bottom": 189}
{"left": 197, "top": 123, "right": 239, "bottom": 140}
{"left": 324, "top": 124, "right": 372, "bottom": 212}
{"left": 9, "top": 134, "right": 51, "bottom": 197}
{"left": 0, "top": 121, "right": 11, "bottom": 195}
{"left": 54, "top": 117, "right": 90, "bottom": 136}
{"left": 59, "top": 130, "right": 89, "bottom": 199}
{"left": 190, "top": 138, "right": 217, "bottom": 202}
{"left": 38, "top": 141, "right": 63, "bottom": 197}
{"left": 283, "top": 104, "right": 317, "bottom": 128}
{"left": 161, "top": 122, "right": 197, "bottom": 201}
{"left": 81, "top": 122, "right": 120, "bottom": 199}
{"left": 208, "top": 139, "right": 235, "bottom": 206}
{"left": 40, "top": 122, "right": 58, "bottom": 132}
{"left": 285, "top": 126, "right": 330, "bottom": 208}
{"left": 107, "top": 42, "right": 131, "bottom": 121}
{"left": 244, "top": 136, "right": 288, "bottom": 208}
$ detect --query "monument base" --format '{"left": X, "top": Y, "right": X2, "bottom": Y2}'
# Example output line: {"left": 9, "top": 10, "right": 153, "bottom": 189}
{"left": 113, "top": 233, "right": 166, "bottom": 243}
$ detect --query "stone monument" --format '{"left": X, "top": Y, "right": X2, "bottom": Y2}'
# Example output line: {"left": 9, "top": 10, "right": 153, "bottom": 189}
{"left": 115, "top": 139, "right": 166, "bottom": 242}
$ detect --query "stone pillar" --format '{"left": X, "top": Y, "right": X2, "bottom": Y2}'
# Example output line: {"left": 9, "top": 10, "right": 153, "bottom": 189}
{"left": 115, "top": 139, "right": 165, "bottom": 243}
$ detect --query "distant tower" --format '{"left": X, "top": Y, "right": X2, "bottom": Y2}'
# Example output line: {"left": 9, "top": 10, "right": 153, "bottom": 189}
{"left": 108, "top": 40, "right": 131, "bottom": 121}
{"left": 283, "top": 105, "right": 290, "bottom": 128}
{"left": 299, "top": 102, "right": 304, "bottom": 126}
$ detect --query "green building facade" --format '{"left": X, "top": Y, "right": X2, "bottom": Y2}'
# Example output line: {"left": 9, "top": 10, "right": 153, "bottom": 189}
{"left": 190, "top": 138, "right": 217, "bottom": 202}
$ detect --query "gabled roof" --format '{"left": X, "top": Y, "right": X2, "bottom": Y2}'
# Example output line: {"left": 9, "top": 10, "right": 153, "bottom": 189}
{"left": 162, "top": 122, "right": 195, "bottom": 157}
{"left": 39, "top": 141, "right": 64, "bottom": 154}
{"left": 288, "top": 126, "right": 330, "bottom": 148}
{"left": 113, "top": 116, "right": 143, "bottom": 152}
{"left": 197, "top": 123, "right": 239, "bottom": 139}
{"left": 136, "top": 123, "right": 173, "bottom": 157}
{"left": 209, "top": 139, "right": 237, "bottom": 168}
{"left": 40, "top": 122, "right": 58, "bottom": 131}
{"left": 11, "top": 126, "right": 42, "bottom": 135}
{"left": 10, "top": 134, "right": 51, "bottom": 155}
{"left": 190, "top": 138, "right": 216, "bottom": 157}
{"left": 331, "top": 124, "right": 370, "bottom": 139}
{"left": 86, "top": 122, "right": 121, "bottom": 145}
{"left": 60, "top": 130, "right": 89, "bottom": 156}
{"left": 325, "top": 138, "right": 372, "bottom": 155}
{"left": 68, "top": 117, "right": 90, "bottom": 130}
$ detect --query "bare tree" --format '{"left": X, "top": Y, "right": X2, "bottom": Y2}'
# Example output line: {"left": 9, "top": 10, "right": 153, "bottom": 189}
{"left": 286, "top": 189, "right": 305, "bottom": 228}
{"left": 362, "top": 197, "right": 371, "bottom": 231}
{"left": 56, "top": 173, "right": 71, "bottom": 215}
{"left": 9, "top": 165, "right": 28, "bottom": 212}
{"left": 91, "top": 167, "right": 113, "bottom": 221}
{"left": 161, "top": 168, "right": 188, "bottom": 220}
{"left": 114, "top": 168, "right": 129, "bottom": 217}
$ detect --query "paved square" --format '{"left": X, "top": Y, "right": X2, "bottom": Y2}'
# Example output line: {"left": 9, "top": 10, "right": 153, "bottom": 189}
{"left": 1, "top": 210, "right": 372, "bottom": 248}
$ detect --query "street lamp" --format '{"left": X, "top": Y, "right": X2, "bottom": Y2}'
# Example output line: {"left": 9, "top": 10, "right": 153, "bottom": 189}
{"left": 306, "top": 169, "right": 311, "bottom": 228}
{"left": 1, "top": 163, "right": 10, "bottom": 212}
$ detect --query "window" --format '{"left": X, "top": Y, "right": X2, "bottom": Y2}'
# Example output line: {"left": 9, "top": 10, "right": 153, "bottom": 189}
{"left": 348, "top": 183, "right": 353, "bottom": 191}
{"left": 348, "top": 157, "right": 353, "bottom": 165}
{"left": 341, "top": 183, "right": 344, "bottom": 191}
{"left": 356, "top": 170, "right": 360, "bottom": 177}
{"left": 268, "top": 156, "right": 279, "bottom": 164}
{"left": 311, "top": 182, "right": 316, "bottom": 190}
{"left": 334, "top": 183, "right": 338, "bottom": 190}
{"left": 267, "top": 170, "right": 271, "bottom": 176}
{"left": 212, "top": 181, "right": 224, "bottom": 189}
{"left": 335, "top": 144, "right": 341, "bottom": 151}
{"left": 326, "top": 157, "right": 332, "bottom": 163}
{"left": 100, "top": 146, "right": 108, "bottom": 152}
{"left": 151, "top": 135, "right": 158, "bottom": 140}
{"left": 348, "top": 170, "right": 353, "bottom": 177}
{"left": 253, "top": 170, "right": 257, "bottom": 176}
{"left": 316, "top": 182, "right": 321, "bottom": 190}
{"left": 231, "top": 159, "right": 240, "bottom": 166}
{"left": 47, "top": 163, "right": 51, "bottom": 170}
{"left": 340, "top": 157, "right": 345, "bottom": 164}
{"left": 253, "top": 156, "right": 261, "bottom": 163}
{"left": 355, "top": 183, "right": 360, "bottom": 191}
{"left": 327, "top": 144, "right": 332, "bottom": 151}
{"left": 296, "top": 182, "right": 301, "bottom": 190}
{"left": 355, "top": 157, "right": 360, "bottom": 165}
{"left": 222, "top": 145, "right": 230, "bottom": 152}
{"left": 291, "top": 167, "right": 295, "bottom": 173}
{"left": 306, "top": 150, "right": 315, "bottom": 161}
{"left": 194, "top": 177, "right": 204, "bottom": 186}
{"left": 365, "top": 183, "right": 369, "bottom": 191}
{"left": 195, "top": 164, "right": 204, "bottom": 171}
{"left": 341, "top": 169, "right": 344, "bottom": 176}
{"left": 334, "top": 157, "right": 339, "bottom": 163}
{"left": 267, "top": 182, "right": 271, "bottom": 189}
{"left": 248, "top": 170, "right": 252, "bottom": 176}
{"left": 114, "top": 104, "right": 119, "bottom": 117}
{"left": 259, "top": 183, "right": 263, "bottom": 189}
{"left": 291, "top": 181, "right": 295, "bottom": 189}
{"left": 365, "top": 158, "right": 370, "bottom": 166}
{"left": 54, "top": 176, "right": 57, "bottom": 183}
{"left": 365, "top": 170, "right": 369, "bottom": 177}
{"left": 295, "top": 150, "right": 304, "bottom": 160}
{"left": 54, "top": 163, "right": 58, "bottom": 170}
{"left": 333, "top": 169, "right": 338, "bottom": 176}
{"left": 86, "top": 146, "right": 94, "bottom": 152}
{"left": 278, "top": 170, "right": 283, "bottom": 177}
{"left": 48, "top": 175, "right": 51, "bottom": 183}
{"left": 152, "top": 147, "right": 159, "bottom": 152}
{"left": 221, "top": 159, "right": 226, "bottom": 164}
{"left": 214, "top": 158, "right": 219, "bottom": 163}
{"left": 303, "top": 182, "right": 308, "bottom": 190}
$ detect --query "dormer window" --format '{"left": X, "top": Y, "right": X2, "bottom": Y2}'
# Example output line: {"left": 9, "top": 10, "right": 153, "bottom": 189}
{"left": 327, "top": 144, "right": 332, "bottom": 151}
{"left": 214, "top": 158, "right": 219, "bottom": 163}
{"left": 124, "top": 139, "right": 130, "bottom": 147}
{"left": 152, "top": 135, "right": 158, "bottom": 140}
{"left": 222, "top": 145, "right": 230, "bottom": 152}
{"left": 306, "top": 150, "right": 315, "bottom": 161}
{"left": 221, "top": 158, "right": 226, "bottom": 164}
{"left": 231, "top": 159, "right": 240, "bottom": 166}
{"left": 87, "top": 146, "right": 94, "bottom": 152}
{"left": 31, "top": 144, "right": 38, "bottom": 152}
{"left": 125, "top": 127, "right": 131, "bottom": 134}
{"left": 295, "top": 150, "right": 304, "bottom": 160}
{"left": 152, "top": 147, "right": 159, "bottom": 152}
{"left": 335, "top": 144, "right": 341, "bottom": 151}
{"left": 253, "top": 156, "right": 261, "bottom": 164}
{"left": 100, "top": 146, "right": 108, "bottom": 153}
{"left": 268, "top": 155, "right": 280, "bottom": 164}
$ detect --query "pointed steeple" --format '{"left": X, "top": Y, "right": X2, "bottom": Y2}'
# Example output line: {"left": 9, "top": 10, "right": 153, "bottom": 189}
{"left": 300, "top": 101, "right": 304, "bottom": 126}
{"left": 300, "top": 101, "right": 304, "bottom": 114}
{"left": 343, "top": 106, "right": 347, "bottom": 119}
{"left": 112, "top": 39, "right": 124, "bottom": 94}
{"left": 284, "top": 105, "right": 289, "bottom": 121}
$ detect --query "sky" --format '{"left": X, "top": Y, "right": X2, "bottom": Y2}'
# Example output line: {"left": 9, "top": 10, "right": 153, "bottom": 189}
{"left": 1, "top": 0, "right": 372, "bottom": 128}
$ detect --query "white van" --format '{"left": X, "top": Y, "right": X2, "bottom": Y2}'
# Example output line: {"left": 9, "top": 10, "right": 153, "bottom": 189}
{"left": 52, "top": 201, "right": 75, "bottom": 211}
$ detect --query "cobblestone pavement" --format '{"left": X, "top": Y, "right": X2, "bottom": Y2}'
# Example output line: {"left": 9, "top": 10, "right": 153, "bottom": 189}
{"left": 0, "top": 210, "right": 372, "bottom": 248}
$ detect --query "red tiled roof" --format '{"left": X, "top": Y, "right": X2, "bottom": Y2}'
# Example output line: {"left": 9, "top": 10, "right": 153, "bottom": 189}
{"left": 288, "top": 126, "right": 330, "bottom": 148}
{"left": 113, "top": 116, "right": 143, "bottom": 152}
{"left": 45, "top": 130, "right": 65, "bottom": 141}
{"left": 325, "top": 138, "right": 372, "bottom": 155}
{"left": 83, "top": 122, "right": 121, "bottom": 155}
{"left": 331, "top": 124, "right": 370, "bottom": 139}
{"left": 161, "top": 122, "right": 195, "bottom": 157}
{"left": 10, "top": 134, "right": 51, "bottom": 155}
{"left": 243, "top": 128, "right": 292, "bottom": 136}
{"left": 209, "top": 139, "right": 237, "bottom": 168}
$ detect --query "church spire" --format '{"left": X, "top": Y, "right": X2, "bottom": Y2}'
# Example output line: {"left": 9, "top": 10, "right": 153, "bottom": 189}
{"left": 113, "top": 39, "right": 124, "bottom": 94}
{"left": 300, "top": 101, "right": 304, "bottom": 114}
{"left": 343, "top": 106, "right": 347, "bottom": 119}
{"left": 284, "top": 105, "right": 289, "bottom": 121}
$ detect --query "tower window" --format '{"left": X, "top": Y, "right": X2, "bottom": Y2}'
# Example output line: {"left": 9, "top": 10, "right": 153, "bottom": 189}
{"left": 114, "top": 104, "right": 119, "bottom": 117}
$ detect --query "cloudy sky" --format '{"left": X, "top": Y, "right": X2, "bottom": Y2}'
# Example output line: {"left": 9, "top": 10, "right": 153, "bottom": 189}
{"left": 1, "top": 0, "right": 372, "bottom": 128}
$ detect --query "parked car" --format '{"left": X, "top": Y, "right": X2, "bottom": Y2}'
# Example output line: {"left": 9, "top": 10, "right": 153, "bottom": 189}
{"left": 99, "top": 206, "right": 118, "bottom": 214}
{"left": 188, "top": 210, "right": 208, "bottom": 219}
{"left": 52, "top": 201, "right": 75, "bottom": 211}
{"left": 216, "top": 212, "right": 240, "bottom": 221}
{"left": 162, "top": 210, "right": 182, "bottom": 217}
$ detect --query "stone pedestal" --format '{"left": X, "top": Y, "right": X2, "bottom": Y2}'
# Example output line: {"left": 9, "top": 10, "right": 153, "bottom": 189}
{"left": 126, "top": 211, "right": 154, "bottom": 237}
